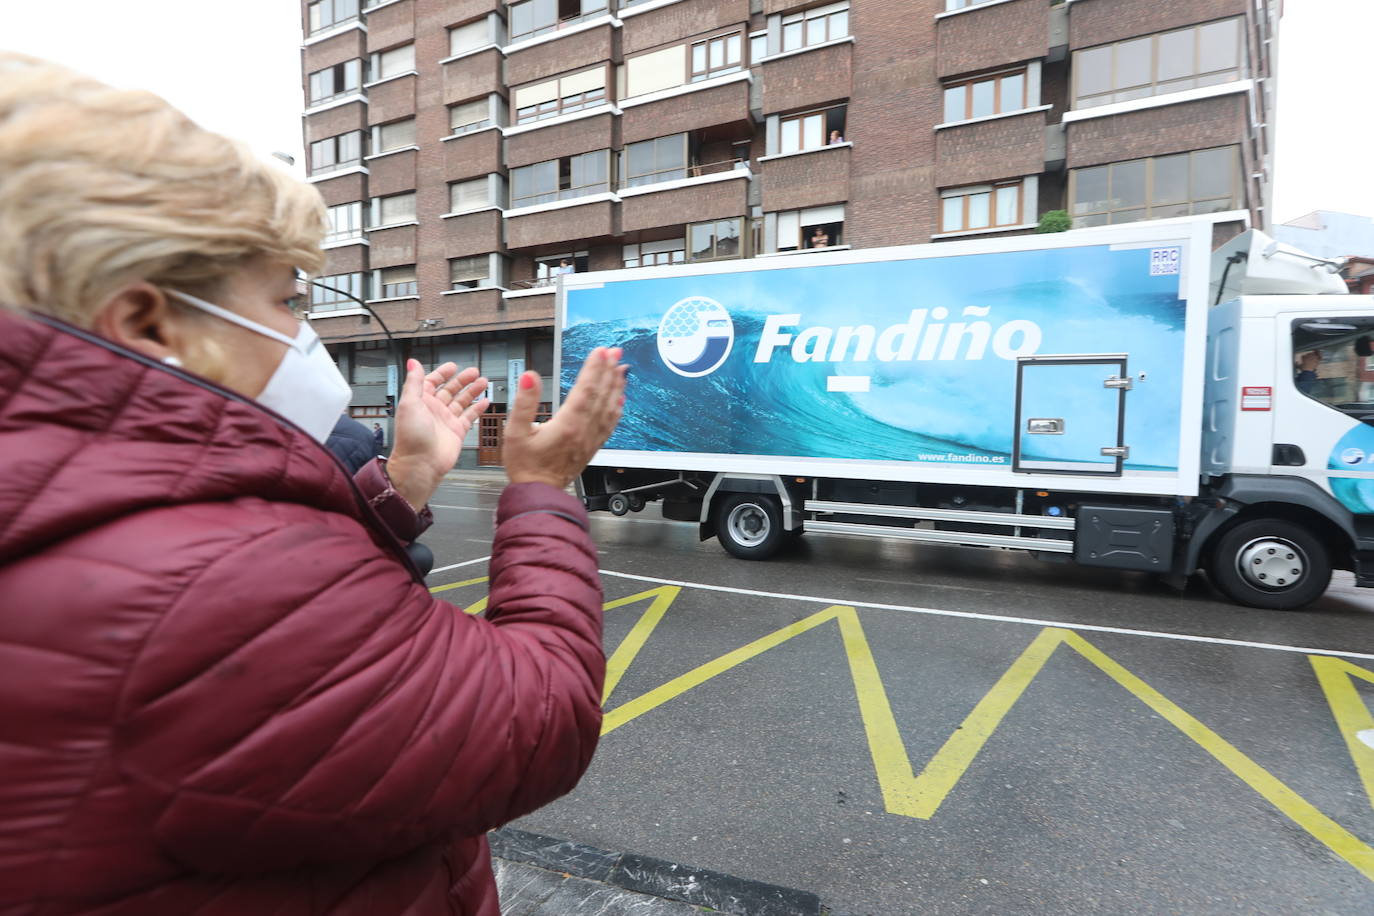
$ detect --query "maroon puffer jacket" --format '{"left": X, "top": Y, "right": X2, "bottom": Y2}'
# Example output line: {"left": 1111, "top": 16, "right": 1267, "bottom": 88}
{"left": 0, "top": 310, "right": 606, "bottom": 915}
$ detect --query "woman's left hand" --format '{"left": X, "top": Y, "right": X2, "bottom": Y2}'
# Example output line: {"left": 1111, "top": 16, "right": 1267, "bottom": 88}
{"left": 385, "top": 359, "right": 490, "bottom": 510}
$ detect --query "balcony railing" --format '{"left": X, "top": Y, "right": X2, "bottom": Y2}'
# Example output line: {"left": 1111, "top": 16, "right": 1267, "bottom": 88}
{"left": 620, "top": 157, "right": 748, "bottom": 190}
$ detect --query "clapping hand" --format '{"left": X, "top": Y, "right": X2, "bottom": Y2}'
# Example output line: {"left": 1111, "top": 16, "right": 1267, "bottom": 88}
{"left": 502, "top": 347, "right": 627, "bottom": 489}
{"left": 385, "top": 360, "right": 490, "bottom": 509}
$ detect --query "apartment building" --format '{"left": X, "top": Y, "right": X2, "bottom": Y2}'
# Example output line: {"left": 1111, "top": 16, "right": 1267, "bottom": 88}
{"left": 298, "top": 0, "right": 1278, "bottom": 464}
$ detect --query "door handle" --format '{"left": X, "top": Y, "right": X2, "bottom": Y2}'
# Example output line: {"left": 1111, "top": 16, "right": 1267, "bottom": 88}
{"left": 1027, "top": 418, "right": 1064, "bottom": 434}
{"left": 1100, "top": 446, "right": 1131, "bottom": 458}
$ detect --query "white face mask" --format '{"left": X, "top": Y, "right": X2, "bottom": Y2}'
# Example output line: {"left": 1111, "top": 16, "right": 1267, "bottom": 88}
{"left": 165, "top": 289, "right": 353, "bottom": 444}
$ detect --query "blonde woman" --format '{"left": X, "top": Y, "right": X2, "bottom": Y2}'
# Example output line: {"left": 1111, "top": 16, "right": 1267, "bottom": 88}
{"left": 0, "top": 53, "right": 625, "bottom": 915}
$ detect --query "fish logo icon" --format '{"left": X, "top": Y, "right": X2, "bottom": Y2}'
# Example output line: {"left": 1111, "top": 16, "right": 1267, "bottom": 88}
{"left": 657, "top": 296, "right": 734, "bottom": 378}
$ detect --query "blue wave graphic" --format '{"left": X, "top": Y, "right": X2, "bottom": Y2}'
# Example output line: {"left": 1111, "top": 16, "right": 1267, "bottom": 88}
{"left": 671, "top": 335, "right": 732, "bottom": 374}
{"left": 563, "top": 245, "right": 1187, "bottom": 470}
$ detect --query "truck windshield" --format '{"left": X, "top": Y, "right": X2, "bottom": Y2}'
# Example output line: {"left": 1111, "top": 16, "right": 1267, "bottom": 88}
{"left": 1291, "top": 317, "right": 1374, "bottom": 422}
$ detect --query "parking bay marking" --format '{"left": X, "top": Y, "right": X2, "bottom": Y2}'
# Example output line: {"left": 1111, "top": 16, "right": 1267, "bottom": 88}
{"left": 427, "top": 574, "right": 1374, "bottom": 881}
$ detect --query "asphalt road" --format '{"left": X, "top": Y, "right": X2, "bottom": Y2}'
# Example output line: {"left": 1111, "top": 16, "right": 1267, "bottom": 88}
{"left": 424, "top": 473, "right": 1374, "bottom": 915}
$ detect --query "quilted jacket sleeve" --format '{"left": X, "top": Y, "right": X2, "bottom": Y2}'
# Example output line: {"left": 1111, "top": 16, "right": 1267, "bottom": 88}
{"left": 112, "top": 483, "right": 604, "bottom": 873}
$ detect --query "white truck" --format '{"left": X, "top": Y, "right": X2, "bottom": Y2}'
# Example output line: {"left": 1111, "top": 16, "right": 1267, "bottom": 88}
{"left": 557, "top": 219, "right": 1374, "bottom": 609}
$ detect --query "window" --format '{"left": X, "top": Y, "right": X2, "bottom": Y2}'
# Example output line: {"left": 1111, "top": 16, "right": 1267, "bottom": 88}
{"left": 943, "top": 0, "right": 998, "bottom": 10}
{"left": 1074, "top": 18, "right": 1243, "bottom": 108}
{"left": 939, "top": 181, "right": 1024, "bottom": 233}
{"left": 1070, "top": 147, "right": 1239, "bottom": 227}
{"left": 378, "top": 265, "right": 417, "bottom": 299}
{"left": 449, "top": 18, "right": 491, "bottom": 56}
{"left": 943, "top": 69, "right": 1027, "bottom": 122}
{"left": 351, "top": 339, "right": 388, "bottom": 384}
{"left": 371, "top": 44, "right": 415, "bottom": 81}
{"left": 781, "top": 2, "right": 849, "bottom": 53}
{"left": 691, "top": 33, "right": 742, "bottom": 82}
{"left": 689, "top": 218, "right": 742, "bottom": 261}
{"left": 509, "top": 0, "right": 607, "bottom": 43}
{"left": 534, "top": 251, "right": 589, "bottom": 285}
{"left": 780, "top": 105, "right": 847, "bottom": 154}
{"left": 624, "top": 239, "right": 687, "bottom": 268}
{"left": 625, "top": 45, "right": 687, "bottom": 98}
{"left": 623, "top": 134, "right": 687, "bottom": 188}
{"left": 511, "top": 151, "right": 610, "bottom": 208}
{"left": 449, "top": 97, "right": 494, "bottom": 135}
{"left": 773, "top": 204, "right": 845, "bottom": 251}
{"left": 374, "top": 118, "right": 416, "bottom": 154}
{"left": 513, "top": 67, "right": 606, "bottom": 124}
{"left": 308, "top": 60, "right": 361, "bottom": 104}
{"left": 1291, "top": 318, "right": 1374, "bottom": 411}
{"left": 449, "top": 256, "right": 491, "bottom": 290}
{"left": 308, "top": 0, "right": 359, "bottom": 34}
{"left": 750, "top": 32, "right": 767, "bottom": 63}
{"left": 309, "top": 131, "right": 364, "bottom": 175}
{"left": 449, "top": 176, "right": 505, "bottom": 213}
{"left": 325, "top": 202, "right": 364, "bottom": 243}
{"left": 376, "top": 191, "right": 416, "bottom": 226}
{"left": 309, "top": 272, "right": 364, "bottom": 312}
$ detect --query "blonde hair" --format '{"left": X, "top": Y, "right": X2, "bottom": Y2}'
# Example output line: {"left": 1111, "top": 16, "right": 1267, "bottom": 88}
{"left": 0, "top": 52, "right": 325, "bottom": 325}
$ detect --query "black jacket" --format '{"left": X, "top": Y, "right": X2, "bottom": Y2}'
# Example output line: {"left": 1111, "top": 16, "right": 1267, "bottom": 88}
{"left": 325, "top": 414, "right": 381, "bottom": 474}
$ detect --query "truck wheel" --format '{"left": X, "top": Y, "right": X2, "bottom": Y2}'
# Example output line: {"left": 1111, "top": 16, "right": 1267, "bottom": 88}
{"left": 716, "top": 493, "right": 784, "bottom": 560}
{"left": 1207, "top": 518, "right": 1332, "bottom": 610}
{"left": 628, "top": 494, "right": 646, "bottom": 512}
{"left": 608, "top": 493, "right": 630, "bottom": 516}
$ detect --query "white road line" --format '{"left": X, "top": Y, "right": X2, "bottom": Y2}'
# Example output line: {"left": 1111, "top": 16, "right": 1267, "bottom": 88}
{"left": 597, "top": 569, "right": 1374, "bottom": 661}
{"left": 1359, "top": 729, "right": 1374, "bottom": 750}
{"left": 430, "top": 556, "right": 491, "bottom": 574}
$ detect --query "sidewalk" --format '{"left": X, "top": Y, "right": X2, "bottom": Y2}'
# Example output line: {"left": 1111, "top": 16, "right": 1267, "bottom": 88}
{"left": 491, "top": 828, "right": 822, "bottom": 916}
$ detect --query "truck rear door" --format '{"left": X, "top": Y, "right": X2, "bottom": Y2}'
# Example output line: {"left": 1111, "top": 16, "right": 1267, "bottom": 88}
{"left": 1013, "top": 355, "right": 1129, "bottom": 476}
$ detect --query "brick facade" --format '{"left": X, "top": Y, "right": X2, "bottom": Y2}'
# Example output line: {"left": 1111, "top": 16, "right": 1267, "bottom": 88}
{"left": 442, "top": 49, "right": 504, "bottom": 104}
{"left": 303, "top": 28, "right": 366, "bottom": 73}
{"left": 621, "top": 0, "right": 750, "bottom": 55}
{"left": 368, "top": 224, "right": 419, "bottom": 268}
{"left": 367, "top": 149, "right": 419, "bottom": 197}
{"left": 505, "top": 113, "right": 616, "bottom": 168}
{"left": 621, "top": 79, "right": 752, "bottom": 144}
{"left": 367, "top": 74, "right": 418, "bottom": 125}
{"left": 1066, "top": 94, "right": 1247, "bottom": 168}
{"left": 935, "top": 109, "right": 1046, "bottom": 187}
{"left": 443, "top": 209, "right": 504, "bottom": 258}
{"left": 312, "top": 171, "right": 366, "bottom": 206}
{"left": 760, "top": 147, "right": 851, "bottom": 213}
{"left": 305, "top": 101, "right": 366, "bottom": 144}
{"left": 442, "top": 128, "right": 503, "bottom": 181}
{"left": 365, "top": 0, "right": 417, "bottom": 52}
{"left": 760, "top": 42, "right": 853, "bottom": 115}
{"left": 1069, "top": 0, "right": 1246, "bottom": 50}
{"left": 504, "top": 25, "right": 615, "bottom": 86}
{"left": 506, "top": 200, "right": 616, "bottom": 250}
{"left": 621, "top": 177, "right": 748, "bottom": 232}
{"left": 936, "top": 0, "right": 1049, "bottom": 78}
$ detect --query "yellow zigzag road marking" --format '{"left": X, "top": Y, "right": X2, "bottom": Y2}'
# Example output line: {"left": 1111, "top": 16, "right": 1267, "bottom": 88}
{"left": 1311, "top": 656, "right": 1374, "bottom": 813}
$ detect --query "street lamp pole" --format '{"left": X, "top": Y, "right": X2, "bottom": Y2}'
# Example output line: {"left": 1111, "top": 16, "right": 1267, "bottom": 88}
{"left": 300, "top": 275, "right": 402, "bottom": 416}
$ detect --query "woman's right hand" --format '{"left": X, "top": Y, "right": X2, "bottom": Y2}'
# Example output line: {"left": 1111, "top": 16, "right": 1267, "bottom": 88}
{"left": 503, "top": 346, "right": 627, "bottom": 489}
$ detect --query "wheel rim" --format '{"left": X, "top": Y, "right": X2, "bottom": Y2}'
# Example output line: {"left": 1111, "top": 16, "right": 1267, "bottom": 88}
{"left": 1235, "top": 537, "right": 1307, "bottom": 590}
{"left": 727, "top": 503, "right": 771, "bottom": 547}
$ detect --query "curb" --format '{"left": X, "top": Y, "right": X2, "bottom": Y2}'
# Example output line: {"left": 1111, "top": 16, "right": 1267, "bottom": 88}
{"left": 489, "top": 827, "right": 822, "bottom": 916}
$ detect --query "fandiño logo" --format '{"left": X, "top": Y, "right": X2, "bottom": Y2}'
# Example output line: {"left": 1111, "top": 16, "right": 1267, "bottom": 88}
{"left": 657, "top": 296, "right": 734, "bottom": 377}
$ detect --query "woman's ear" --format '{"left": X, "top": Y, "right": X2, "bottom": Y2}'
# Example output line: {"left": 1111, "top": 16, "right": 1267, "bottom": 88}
{"left": 91, "top": 282, "right": 189, "bottom": 363}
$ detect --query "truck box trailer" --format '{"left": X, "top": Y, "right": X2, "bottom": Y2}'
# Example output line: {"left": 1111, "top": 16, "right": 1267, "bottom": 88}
{"left": 557, "top": 219, "right": 1374, "bottom": 609}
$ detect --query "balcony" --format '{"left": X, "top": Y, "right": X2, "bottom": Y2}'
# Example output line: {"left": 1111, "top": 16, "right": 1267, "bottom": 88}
{"left": 364, "top": 0, "right": 415, "bottom": 51}
{"left": 443, "top": 208, "right": 505, "bottom": 259}
{"left": 760, "top": 39, "right": 853, "bottom": 115}
{"left": 442, "top": 47, "right": 503, "bottom": 105}
{"left": 935, "top": 107, "right": 1048, "bottom": 188}
{"left": 620, "top": 159, "right": 751, "bottom": 233}
{"left": 935, "top": 0, "right": 1049, "bottom": 78}
{"left": 365, "top": 146, "right": 417, "bottom": 197}
{"left": 367, "top": 223, "right": 418, "bottom": 268}
{"left": 504, "top": 14, "right": 616, "bottom": 87}
{"left": 621, "top": 73, "right": 752, "bottom": 145}
{"left": 445, "top": 287, "right": 556, "bottom": 333}
{"left": 443, "top": 127, "right": 504, "bottom": 181}
{"left": 620, "top": 0, "right": 748, "bottom": 56}
{"left": 1064, "top": 92, "right": 1248, "bottom": 171}
{"left": 505, "top": 195, "right": 615, "bottom": 250}
{"left": 365, "top": 72, "right": 416, "bottom": 125}
{"left": 505, "top": 111, "right": 616, "bottom": 169}
{"left": 759, "top": 142, "right": 851, "bottom": 213}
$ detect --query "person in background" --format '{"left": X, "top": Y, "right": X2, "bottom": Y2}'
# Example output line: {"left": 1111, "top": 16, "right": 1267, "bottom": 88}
{"left": 373, "top": 420, "right": 386, "bottom": 451}
{"left": 828, "top": 129, "right": 845, "bottom": 145}
{"left": 0, "top": 52, "right": 627, "bottom": 916}
{"left": 809, "top": 226, "right": 831, "bottom": 248}
{"left": 1296, "top": 350, "right": 1322, "bottom": 394}
{"left": 327, "top": 414, "right": 383, "bottom": 474}
{"left": 555, "top": 258, "right": 575, "bottom": 276}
